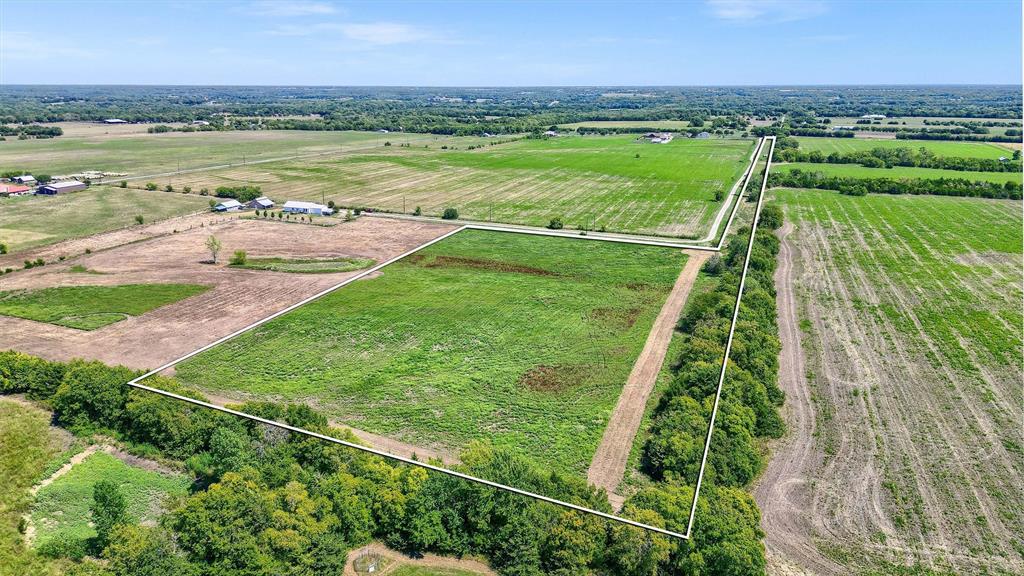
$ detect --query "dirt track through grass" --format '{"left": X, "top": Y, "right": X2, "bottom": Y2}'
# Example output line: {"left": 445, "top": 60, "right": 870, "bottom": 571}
{"left": 759, "top": 189, "right": 1023, "bottom": 575}
{"left": 587, "top": 250, "right": 708, "bottom": 503}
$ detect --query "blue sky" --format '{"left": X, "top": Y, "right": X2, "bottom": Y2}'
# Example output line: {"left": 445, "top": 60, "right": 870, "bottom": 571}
{"left": 1, "top": 1, "right": 1020, "bottom": 85}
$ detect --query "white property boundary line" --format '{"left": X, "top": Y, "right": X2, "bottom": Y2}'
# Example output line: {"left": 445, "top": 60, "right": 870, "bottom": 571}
{"left": 685, "top": 135, "right": 776, "bottom": 538}
{"left": 123, "top": 136, "right": 775, "bottom": 542}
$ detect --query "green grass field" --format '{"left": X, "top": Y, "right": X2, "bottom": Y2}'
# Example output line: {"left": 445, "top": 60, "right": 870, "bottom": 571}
{"left": 390, "top": 566, "right": 487, "bottom": 576}
{"left": 775, "top": 162, "right": 1022, "bottom": 184}
{"left": 175, "top": 229, "right": 687, "bottom": 473}
{"left": 230, "top": 256, "right": 375, "bottom": 273}
{"left": 557, "top": 120, "right": 692, "bottom": 129}
{"left": 0, "top": 186, "right": 210, "bottom": 253}
{"left": 794, "top": 137, "right": 1012, "bottom": 159}
{"left": 29, "top": 451, "right": 191, "bottom": 552}
{"left": 0, "top": 284, "right": 209, "bottom": 330}
{"left": 0, "top": 399, "right": 71, "bottom": 575}
{"left": 0, "top": 129, "right": 437, "bottom": 176}
{"left": 161, "top": 135, "right": 756, "bottom": 237}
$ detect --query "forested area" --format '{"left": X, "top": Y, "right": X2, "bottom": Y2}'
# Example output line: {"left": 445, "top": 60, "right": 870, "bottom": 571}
{"left": 0, "top": 85, "right": 1019, "bottom": 136}
{"left": 1, "top": 335, "right": 769, "bottom": 576}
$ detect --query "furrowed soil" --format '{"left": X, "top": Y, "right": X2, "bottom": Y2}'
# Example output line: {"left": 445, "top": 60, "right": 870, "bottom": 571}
{"left": 756, "top": 189, "right": 1023, "bottom": 575}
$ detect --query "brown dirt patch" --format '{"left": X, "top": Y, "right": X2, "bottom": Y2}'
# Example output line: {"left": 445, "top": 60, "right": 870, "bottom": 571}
{"left": 425, "top": 255, "right": 559, "bottom": 277}
{"left": 0, "top": 217, "right": 457, "bottom": 371}
{"left": 588, "top": 306, "right": 643, "bottom": 329}
{"left": 518, "top": 364, "right": 589, "bottom": 392}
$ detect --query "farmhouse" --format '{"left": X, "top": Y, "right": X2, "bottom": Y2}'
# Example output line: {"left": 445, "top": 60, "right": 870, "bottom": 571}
{"left": 282, "top": 200, "right": 333, "bottom": 216}
{"left": 36, "top": 180, "right": 86, "bottom": 195}
{"left": 191, "top": 120, "right": 210, "bottom": 126}
{"left": 695, "top": 132, "right": 711, "bottom": 139}
{"left": 12, "top": 175, "right": 36, "bottom": 184}
{"left": 861, "top": 114, "right": 887, "bottom": 120}
{"left": 544, "top": 130, "right": 559, "bottom": 137}
{"left": 102, "top": 118, "right": 129, "bottom": 124}
{"left": 213, "top": 199, "right": 243, "bottom": 212}
{"left": 0, "top": 184, "right": 31, "bottom": 197}
{"left": 246, "top": 196, "right": 275, "bottom": 210}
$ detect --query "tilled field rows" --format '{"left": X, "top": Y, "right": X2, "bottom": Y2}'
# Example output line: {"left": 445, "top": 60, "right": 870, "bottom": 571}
{"left": 766, "top": 189, "right": 1023, "bottom": 574}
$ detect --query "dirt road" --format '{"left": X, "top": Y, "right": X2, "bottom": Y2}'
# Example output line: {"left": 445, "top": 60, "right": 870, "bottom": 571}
{"left": 587, "top": 250, "right": 708, "bottom": 504}
{"left": 753, "top": 222, "right": 841, "bottom": 575}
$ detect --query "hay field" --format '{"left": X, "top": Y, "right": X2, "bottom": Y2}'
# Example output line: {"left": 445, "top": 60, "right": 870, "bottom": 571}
{"left": 759, "top": 188, "right": 1023, "bottom": 574}
{"left": 159, "top": 135, "right": 756, "bottom": 237}
{"left": 0, "top": 187, "right": 210, "bottom": 253}
{"left": 0, "top": 129, "right": 437, "bottom": 176}
{"left": 175, "top": 229, "right": 688, "bottom": 474}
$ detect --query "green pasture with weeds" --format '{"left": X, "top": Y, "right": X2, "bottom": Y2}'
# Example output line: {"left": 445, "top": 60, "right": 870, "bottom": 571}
{"left": 176, "top": 229, "right": 688, "bottom": 474}
{"left": 0, "top": 284, "right": 209, "bottom": 329}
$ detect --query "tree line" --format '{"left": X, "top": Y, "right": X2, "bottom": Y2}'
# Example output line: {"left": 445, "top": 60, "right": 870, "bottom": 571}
{"left": 1, "top": 343, "right": 771, "bottom": 576}
{"left": 769, "top": 169, "right": 1022, "bottom": 200}
{"left": 775, "top": 146, "right": 1022, "bottom": 172}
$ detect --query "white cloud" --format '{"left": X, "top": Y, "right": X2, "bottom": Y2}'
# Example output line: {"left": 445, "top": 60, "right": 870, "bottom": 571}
{"left": 267, "top": 21, "right": 443, "bottom": 46}
{"left": 706, "top": 0, "right": 828, "bottom": 23}
{"left": 249, "top": 1, "right": 338, "bottom": 17}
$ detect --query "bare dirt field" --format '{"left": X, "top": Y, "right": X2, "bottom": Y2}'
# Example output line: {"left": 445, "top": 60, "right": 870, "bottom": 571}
{"left": 757, "top": 190, "right": 1023, "bottom": 575}
{"left": 587, "top": 250, "right": 708, "bottom": 506}
{"left": 0, "top": 217, "right": 456, "bottom": 371}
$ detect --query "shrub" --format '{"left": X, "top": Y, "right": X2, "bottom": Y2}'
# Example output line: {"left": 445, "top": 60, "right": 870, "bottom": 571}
{"left": 758, "top": 204, "right": 783, "bottom": 230}
{"left": 441, "top": 207, "right": 459, "bottom": 220}
{"left": 183, "top": 186, "right": 192, "bottom": 194}
{"left": 414, "top": 206, "right": 422, "bottom": 216}
{"left": 50, "top": 360, "right": 136, "bottom": 433}
{"left": 0, "top": 242, "right": 6, "bottom": 254}
{"left": 547, "top": 217, "right": 564, "bottom": 230}
{"left": 119, "top": 180, "right": 127, "bottom": 188}
{"left": 145, "top": 182, "right": 157, "bottom": 191}
{"left": 164, "top": 184, "right": 174, "bottom": 192}
{"left": 229, "top": 250, "right": 247, "bottom": 265}
{"left": 135, "top": 215, "right": 144, "bottom": 225}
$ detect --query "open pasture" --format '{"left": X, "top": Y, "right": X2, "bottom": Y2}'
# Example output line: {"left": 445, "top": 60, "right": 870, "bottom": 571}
{"left": 757, "top": 188, "right": 1023, "bottom": 574}
{"left": 0, "top": 128, "right": 438, "bottom": 177}
{"left": 557, "top": 120, "right": 692, "bottom": 129}
{"left": 0, "top": 186, "right": 210, "bottom": 253}
{"left": 794, "top": 137, "right": 1013, "bottom": 159}
{"left": 775, "top": 161, "right": 1022, "bottom": 184}
{"left": 158, "top": 135, "right": 756, "bottom": 237}
{"left": 174, "top": 229, "right": 689, "bottom": 474}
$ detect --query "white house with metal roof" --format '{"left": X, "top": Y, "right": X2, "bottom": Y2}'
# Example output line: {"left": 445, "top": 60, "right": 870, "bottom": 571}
{"left": 214, "top": 199, "right": 243, "bottom": 212}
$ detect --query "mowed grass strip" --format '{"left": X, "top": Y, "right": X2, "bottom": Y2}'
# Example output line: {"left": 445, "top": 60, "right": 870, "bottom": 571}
{"left": 0, "top": 283, "right": 210, "bottom": 330}
{"left": 176, "top": 230, "right": 688, "bottom": 474}
{"left": 29, "top": 451, "right": 191, "bottom": 551}
{"left": 775, "top": 162, "right": 1022, "bottom": 184}
{"left": 231, "top": 256, "right": 375, "bottom": 273}
{"left": 794, "top": 137, "right": 1012, "bottom": 159}
{"left": 0, "top": 186, "right": 210, "bottom": 253}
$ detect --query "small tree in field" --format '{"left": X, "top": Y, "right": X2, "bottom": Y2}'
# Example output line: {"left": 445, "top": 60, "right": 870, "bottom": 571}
{"left": 165, "top": 184, "right": 174, "bottom": 192}
{"left": 205, "top": 235, "right": 222, "bottom": 264}
{"left": 134, "top": 215, "right": 144, "bottom": 225}
{"left": 119, "top": 180, "right": 127, "bottom": 188}
{"left": 547, "top": 217, "right": 564, "bottom": 230}
{"left": 441, "top": 207, "right": 459, "bottom": 220}
{"left": 229, "top": 250, "right": 247, "bottom": 265}
{"left": 91, "top": 480, "right": 127, "bottom": 551}
{"left": 145, "top": 182, "right": 157, "bottom": 191}
{"left": 183, "top": 186, "right": 192, "bottom": 194}
{"left": 413, "top": 206, "right": 422, "bottom": 216}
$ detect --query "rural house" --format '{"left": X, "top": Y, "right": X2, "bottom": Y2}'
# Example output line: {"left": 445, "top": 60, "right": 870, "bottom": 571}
{"left": 36, "top": 180, "right": 86, "bottom": 195}
{"left": 641, "top": 132, "right": 674, "bottom": 144}
{"left": 12, "top": 175, "right": 36, "bottom": 184}
{"left": 246, "top": 196, "right": 275, "bottom": 210}
{"left": 213, "top": 199, "right": 243, "bottom": 212}
{"left": 282, "top": 200, "right": 333, "bottom": 216}
{"left": 695, "top": 131, "right": 711, "bottom": 139}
